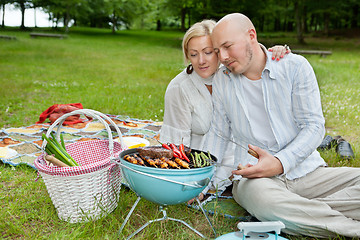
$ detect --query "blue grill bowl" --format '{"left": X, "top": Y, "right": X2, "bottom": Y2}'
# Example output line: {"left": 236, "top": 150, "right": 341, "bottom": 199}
{"left": 118, "top": 148, "right": 215, "bottom": 206}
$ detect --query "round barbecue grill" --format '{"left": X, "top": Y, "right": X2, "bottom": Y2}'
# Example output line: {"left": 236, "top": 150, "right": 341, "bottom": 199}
{"left": 113, "top": 147, "right": 217, "bottom": 239}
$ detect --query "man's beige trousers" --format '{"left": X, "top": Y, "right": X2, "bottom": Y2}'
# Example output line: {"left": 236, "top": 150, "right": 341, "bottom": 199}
{"left": 233, "top": 167, "right": 360, "bottom": 238}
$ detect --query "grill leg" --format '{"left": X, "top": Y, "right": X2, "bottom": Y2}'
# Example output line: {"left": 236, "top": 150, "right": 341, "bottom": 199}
{"left": 196, "top": 197, "right": 217, "bottom": 237}
{"left": 123, "top": 205, "right": 208, "bottom": 239}
{"left": 118, "top": 195, "right": 141, "bottom": 236}
{"left": 167, "top": 215, "right": 206, "bottom": 238}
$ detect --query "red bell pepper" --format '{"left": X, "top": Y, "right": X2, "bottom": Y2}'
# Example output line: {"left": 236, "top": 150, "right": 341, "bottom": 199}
{"left": 179, "top": 143, "right": 190, "bottom": 162}
{"left": 169, "top": 143, "right": 182, "bottom": 159}
{"left": 162, "top": 143, "right": 171, "bottom": 150}
{"left": 156, "top": 139, "right": 172, "bottom": 150}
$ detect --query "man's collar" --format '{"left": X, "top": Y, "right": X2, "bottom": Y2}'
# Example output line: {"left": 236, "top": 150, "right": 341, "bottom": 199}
{"left": 259, "top": 43, "right": 276, "bottom": 80}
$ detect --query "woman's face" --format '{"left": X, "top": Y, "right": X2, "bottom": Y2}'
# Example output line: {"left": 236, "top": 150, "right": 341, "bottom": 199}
{"left": 187, "top": 35, "right": 218, "bottom": 79}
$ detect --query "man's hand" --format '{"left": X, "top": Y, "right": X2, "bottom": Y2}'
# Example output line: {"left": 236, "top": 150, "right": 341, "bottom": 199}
{"left": 232, "top": 144, "right": 284, "bottom": 178}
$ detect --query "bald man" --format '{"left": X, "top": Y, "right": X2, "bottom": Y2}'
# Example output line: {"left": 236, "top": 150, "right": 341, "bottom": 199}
{"left": 202, "top": 13, "right": 360, "bottom": 238}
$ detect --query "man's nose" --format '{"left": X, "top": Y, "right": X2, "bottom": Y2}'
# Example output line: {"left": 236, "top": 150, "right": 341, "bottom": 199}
{"left": 218, "top": 50, "right": 229, "bottom": 63}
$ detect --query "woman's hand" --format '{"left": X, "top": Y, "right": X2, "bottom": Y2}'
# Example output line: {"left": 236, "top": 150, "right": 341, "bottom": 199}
{"left": 268, "top": 44, "right": 291, "bottom": 61}
{"left": 231, "top": 144, "right": 284, "bottom": 178}
{"left": 187, "top": 192, "right": 204, "bottom": 205}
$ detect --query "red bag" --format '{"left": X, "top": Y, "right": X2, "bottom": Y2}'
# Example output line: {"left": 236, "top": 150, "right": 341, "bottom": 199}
{"left": 36, "top": 103, "right": 92, "bottom": 125}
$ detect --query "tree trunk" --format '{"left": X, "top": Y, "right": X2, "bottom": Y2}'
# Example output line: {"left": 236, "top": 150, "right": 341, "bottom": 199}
{"left": 20, "top": 2, "right": 25, "bottom": 29}
{"left": 274, "top": 17, "right": 280, "bottom": 31}
{"left": 351, "top": 4, "right": 359, "bottom": 28}
{"left": 49, "top": 13, "right": 54, "bottom": 28}
{"left": 309, "top": 14, "right": 314, "bottom": 32}
{"left": 140, "top": 16, "right": 144, "bottom": 29}
{"left": 295, "top": 1, "right": 305, "bottom": 44}
{"left": 156, "top": 19, "right": 161, "bottom": 31}
{"left": 324, "top": 12, "right": 329, "bottom": 36}
{"left": 54, "top": 13, "right": 59, "bottom": 29}
{"left": 1, "top": 4, "right": 5, "bottom": 28}
{"left": 188, "top": 10, "right": 191, "bottom": 29}
{"left": 303, "top": 6, "right": 308, "bottom": 33}
{"left": 180, "top": 7, "right": 186, "bottom": 31}
{"left": 112, "top": 10, "right": 116, "bottom": 34}
{"left": 34, "top": 7, "right": 37, "bottom": 28}
{"left": 65, "top": 5, "right": 70, "bottom": 33}
{"left": 283, "top": 1, "right": 289, "bottom": 31}
{"left": 259, "top": 15, "right": 264, "bottom": 32}
{"left": 283, "top": 16, "right": 287, "bottom": 31}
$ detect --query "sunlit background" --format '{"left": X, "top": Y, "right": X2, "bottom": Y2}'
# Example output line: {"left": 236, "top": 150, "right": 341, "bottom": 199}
{"left": 1, "top": 4, "right": 63, "bottom": 27}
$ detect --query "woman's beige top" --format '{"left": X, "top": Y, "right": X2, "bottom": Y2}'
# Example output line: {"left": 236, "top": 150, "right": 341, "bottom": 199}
{"left": 160, "top": 69, "right": 213, "bottom": 149}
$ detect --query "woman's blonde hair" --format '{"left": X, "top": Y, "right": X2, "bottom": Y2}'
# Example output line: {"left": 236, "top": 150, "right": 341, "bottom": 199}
{"left": 182, "top": 19, "right": 216, "bottom": 65}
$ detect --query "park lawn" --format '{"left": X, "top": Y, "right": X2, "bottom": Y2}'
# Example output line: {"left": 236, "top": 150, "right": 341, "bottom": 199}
{"left": 0, "top": 27, "right": 184, "bottom": 127}
{"left": 0, "top": 27, "right": 359, "bottom": 239}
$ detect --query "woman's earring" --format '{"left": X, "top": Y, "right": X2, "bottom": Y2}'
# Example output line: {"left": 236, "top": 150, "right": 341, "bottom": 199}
{"left": 186, "top": 64, "right": 193, "bottom": 74}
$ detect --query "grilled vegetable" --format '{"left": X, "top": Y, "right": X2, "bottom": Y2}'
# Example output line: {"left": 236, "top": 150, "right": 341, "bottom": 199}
{"left": 194, "top": 152, "right": 202, "bottom": 167}
{"left": 200, "top": 152, "right": 210, "bottom": 167}
{"left": 156, "top": 139, "right": 172, "bottom": 150}
{"left": 179, "top": 143, "right": 190, "bottom": 162}
{"left": 169, "top": 143, "right": 182, "bottom": 158}
{"left": 124, "top": 149, "right": 211, "bottom": 169}
{"left": 191, "top": 152, "right": 211, "bottom": 168}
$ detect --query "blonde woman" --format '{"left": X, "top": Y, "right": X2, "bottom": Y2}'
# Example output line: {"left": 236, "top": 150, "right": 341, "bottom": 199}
{"left": 160, "top": 20, "right": 289, "bottom": 200}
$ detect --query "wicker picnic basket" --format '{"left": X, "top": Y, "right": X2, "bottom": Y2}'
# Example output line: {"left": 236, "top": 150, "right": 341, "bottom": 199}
{"left": 34, "top": 109, "right": 127, "bottom": 223}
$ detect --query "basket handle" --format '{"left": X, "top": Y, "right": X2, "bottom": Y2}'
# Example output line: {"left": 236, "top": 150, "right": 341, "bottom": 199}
{"left": 42, "top": 109, "right": 125, "bottom": 157}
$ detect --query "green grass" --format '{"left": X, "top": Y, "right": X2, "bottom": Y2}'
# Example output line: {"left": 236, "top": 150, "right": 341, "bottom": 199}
{"left": 0, "top": 27, "right": 184, "bottom": 127}
{"left": 1, "top": 27, "right": 360, "bottom": 239}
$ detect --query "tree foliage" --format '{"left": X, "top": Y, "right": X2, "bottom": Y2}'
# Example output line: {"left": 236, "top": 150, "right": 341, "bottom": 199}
{"left": 4, "top": 0, "right": 359, "bottom": 42}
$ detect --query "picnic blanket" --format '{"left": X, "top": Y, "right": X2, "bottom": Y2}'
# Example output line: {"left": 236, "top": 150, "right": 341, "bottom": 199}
{"left": 0, "top": 114, "right": 250, "bottom": 220}
{"left": 0, "top": 114, "right": 161, "bottom": 169}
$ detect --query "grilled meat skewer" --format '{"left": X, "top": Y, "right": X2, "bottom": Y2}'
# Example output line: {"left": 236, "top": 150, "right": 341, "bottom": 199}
{"left": 141, "top": 155, "right": 158, "bottom": 168}
{"left": 161, "top": 157, "right": 180, "bottom": 169}
{"left": 133, "top": 154, "right": 145, "bottom": 166}
{"left": 124, "top": 155, "right": 138, "bottom": 165}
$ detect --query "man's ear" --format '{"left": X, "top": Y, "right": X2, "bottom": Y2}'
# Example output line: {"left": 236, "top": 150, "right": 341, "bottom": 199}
{"left": 248, "top": 29, "right": 257, "bottom": 41}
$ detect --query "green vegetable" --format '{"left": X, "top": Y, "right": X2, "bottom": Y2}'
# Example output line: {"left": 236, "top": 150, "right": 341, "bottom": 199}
{"left": 199, "top": 152, "right": 210, "bottom": 167}
{"left": 190, "top": 151, "right": 213, "bottom": 168}
{"left": 60, "top": 133, "right": 66, "bottom": 149}
{"left": 200, "top": 152, "right": 208, "bottom": 166}
{"left": 191, "top": 153, "right": 196, "bottom": 166}
{"left": 200, "top": 152, "right": 208, "bottom": 160}
{"left": 201, "top": 153, "right": 207, "bottom": 167}
{"left": 195, "top": 152, "right": 202, "bottom": 168}
{"left": 42, "top": 133, "right": 79, "bottom": 167}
